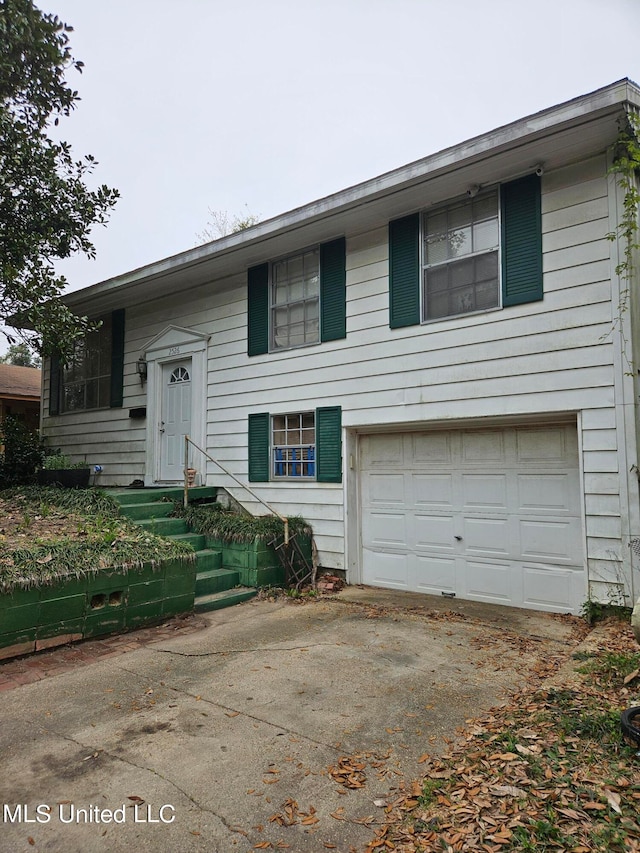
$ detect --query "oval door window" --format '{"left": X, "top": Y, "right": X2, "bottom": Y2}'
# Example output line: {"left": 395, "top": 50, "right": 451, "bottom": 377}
{"left": 169, "top": 366, "right": 190, "bottom": 384}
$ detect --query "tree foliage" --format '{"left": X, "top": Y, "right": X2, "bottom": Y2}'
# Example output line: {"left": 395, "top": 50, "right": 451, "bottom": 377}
{"left": 0, "top": 0, "right": 119, "bottom": 360}
{"left": 196, "top": 204, "right": 260, "bottom": 244}
{"left": 0, "top": 341, "right": 40, "bottom": 366}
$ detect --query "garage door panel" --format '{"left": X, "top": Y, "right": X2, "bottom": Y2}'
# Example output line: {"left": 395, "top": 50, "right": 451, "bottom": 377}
{"left": 413, "top": 513, "right": 455, "bottom": 551}
{"left": 412, "top": 432, "right": 452, "bottom": 463}
{"left": 413, "top": 473, "right": 454, "bottom": 508}
{"left": 461, "top": 430, "right": 506, "bottom": 464}
{"left": 519, "top": 518, "right": 582, "bottom": 563}
{"left": 463, "top": 559, "right": 512, "bottom": 602}
{"left": 363, "top": 550, "right": 408, "bottom": 589}
{"left": 462, "top": 516, "right": 511, "bottom": 557}
{"left": 461, "top": 474, "right": 508, "bottom": 510}
{"left": 516, "top": 473, "right": 576, "bottom": 513}
{"left": 412, "top": 555, "right": 455, "bottom": 594}
{"left": 361, "top": 434, "right": 404, "bottom": 467}
{"left": 522, "top": 564, "right": 578, "bottom": 612}
{"left": 362, "top": 511, "right": 408, "bottom": 550}
{"left": 516, "top": 426, "right": 570, "bottom": 463}
{"left": 362, "top": 472, "right": 406, "bottom": 506}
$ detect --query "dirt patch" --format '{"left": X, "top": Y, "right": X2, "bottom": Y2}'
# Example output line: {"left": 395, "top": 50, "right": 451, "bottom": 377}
{"left": 0, "top": 496, "right": 88, "bottom": 549}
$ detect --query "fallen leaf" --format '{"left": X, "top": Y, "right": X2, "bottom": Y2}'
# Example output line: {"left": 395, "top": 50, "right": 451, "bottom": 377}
{"left": 623, "top": 668, "right": 639, "bottom": 685}
{"left": 604, "top": 788, "right": 622, "bottom": 814}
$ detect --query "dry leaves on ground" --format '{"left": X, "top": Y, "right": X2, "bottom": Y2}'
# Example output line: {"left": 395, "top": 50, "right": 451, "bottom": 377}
{"left": 366, "top": 618, "right": 640, "bottom": 853}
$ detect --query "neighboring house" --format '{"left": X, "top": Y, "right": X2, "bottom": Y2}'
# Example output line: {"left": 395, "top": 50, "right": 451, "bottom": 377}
{"left": 41, "top": 79, "right": 640, "bottom": 615}
{"left": 0, "top": 364, "right": 41, "bottom": 433}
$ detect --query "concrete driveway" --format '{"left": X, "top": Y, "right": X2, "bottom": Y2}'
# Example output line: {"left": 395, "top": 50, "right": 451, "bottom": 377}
{"left": 0, "top": 588, "right": 585, "bottom": 853}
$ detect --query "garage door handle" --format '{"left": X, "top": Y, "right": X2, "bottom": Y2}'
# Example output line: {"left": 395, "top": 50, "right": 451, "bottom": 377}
{"left": 454, "top": 536, "right": 463, "bottom": 541}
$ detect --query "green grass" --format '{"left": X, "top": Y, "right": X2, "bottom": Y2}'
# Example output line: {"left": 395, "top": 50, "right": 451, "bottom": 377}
{"left": 172, "top": 500, "right": 312, "bottom": 544}
{"left": 0, "top": 486, "right": 194, "bottom": 593}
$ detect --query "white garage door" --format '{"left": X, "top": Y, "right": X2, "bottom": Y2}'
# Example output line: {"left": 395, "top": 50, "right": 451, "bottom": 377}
{"left": 360, "top": 424, "right": 585, "bottom": 613}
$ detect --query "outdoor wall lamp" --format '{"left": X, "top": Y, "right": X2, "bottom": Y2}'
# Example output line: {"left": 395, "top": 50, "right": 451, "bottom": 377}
{"left": 136, "top": 356, "right": 148, "bottom": 384}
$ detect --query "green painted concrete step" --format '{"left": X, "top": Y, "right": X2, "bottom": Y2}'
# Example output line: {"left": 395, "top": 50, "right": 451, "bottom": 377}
{"left": 194, "top": 587, "right": 258, "bottom": 613}
{"left": 194, "top": 549, "right": 223, "bottom": 571}
{"left": 111, "top": 487, "right": 218, "bottom": 506}
{"left": 137, "top": 517, "right": 188, "bottom": 536}
{"left": 195, "top": 568, "right": 240, "bottom": 596}
{"left": 169, "top": 532, "right": 207, "bottom": 550}
{"left": 119, "top": 501, "right": 174, "bottom": 521}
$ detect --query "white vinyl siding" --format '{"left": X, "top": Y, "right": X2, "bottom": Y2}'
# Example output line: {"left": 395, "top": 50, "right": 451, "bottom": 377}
{"left": 41, "top": 153, "right": 634, "bottom": 602}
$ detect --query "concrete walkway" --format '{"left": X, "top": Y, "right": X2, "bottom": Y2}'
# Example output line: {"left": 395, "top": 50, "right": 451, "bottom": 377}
{"left": 0, "top": 589, "right": 586, "bottom": 853}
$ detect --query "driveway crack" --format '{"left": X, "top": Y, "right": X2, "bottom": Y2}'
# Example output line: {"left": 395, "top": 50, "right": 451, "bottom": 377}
{"left": 147, "top": 642, "right": 342, "bottom": 657}
{"left": 27, "top": 721, "right": 248, "bottom": 838}
{"left": 115, "top": 663, "right": 346, "bottom": 752}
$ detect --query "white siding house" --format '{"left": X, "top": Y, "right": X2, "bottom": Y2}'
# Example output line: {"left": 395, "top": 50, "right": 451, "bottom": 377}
{"left": 42, "top": 79, "right": 640, "bottom": 615}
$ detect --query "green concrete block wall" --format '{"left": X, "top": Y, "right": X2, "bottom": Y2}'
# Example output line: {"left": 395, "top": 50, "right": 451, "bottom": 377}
{"left": 0, "top": 627, "right": 36, "bottom": 648}
{"left": 84, "top": 610, "right": 126, "bottom": 638}
{"left": 0, "top": 587, "right": 40, "bottom": 611}
{"left": 38, "top": 617, "right": 84, "bottom": 640}
{"left": 0, "top": 556, "right": 196, "bottom": 653}
{"left": 128, "top": 579, "right": 164, "bottom": 605}
{"left": 3, "top": 603, "right": 40, "bottom": 633}
{"left": 39, "top": 594, "right": 85, "bottom": 624}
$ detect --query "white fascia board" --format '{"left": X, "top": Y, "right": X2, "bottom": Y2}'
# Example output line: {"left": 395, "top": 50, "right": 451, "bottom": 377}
{"left": 65, "top": 78, "right": 640, "bottom": 311}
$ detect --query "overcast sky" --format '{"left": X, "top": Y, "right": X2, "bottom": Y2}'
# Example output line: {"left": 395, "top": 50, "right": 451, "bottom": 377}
{"left": 41, "top": 0, "right": 640, "bottom": 293}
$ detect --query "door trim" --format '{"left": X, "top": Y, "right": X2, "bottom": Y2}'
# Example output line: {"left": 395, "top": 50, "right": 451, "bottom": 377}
{"left": 142, "top": 325, "right": 209, "bottom": 486}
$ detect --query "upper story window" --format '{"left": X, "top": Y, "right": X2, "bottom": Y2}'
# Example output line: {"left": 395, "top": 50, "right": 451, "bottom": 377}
{"left": 422, "top": 191, "right": 499, "bottom": 320}
{"left": 247, "top": 238, "right": 346, "bottom": 357}
{"left": 389, "top": 174, "right": 542, "bottom": 330}
{"left": 271, "top": 249, "right": 320, "bottom": 349}
{"left": 61, "top": 315, "right": 113, "bottom": 412}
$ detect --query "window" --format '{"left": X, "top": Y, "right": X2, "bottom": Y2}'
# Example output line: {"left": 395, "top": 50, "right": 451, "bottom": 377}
{"left": 423, "top": 191, "right": 499, "bottom": 320}
{"left": 170, "top": 366, "right": 190, "bottom": 383}
{"left": 247, "top": 238, "right": 346, "bottom": 356}
{"left": 271, "top": 250, "right": 320, "bottom": 349}
{"left": 389, "top": 173, "right": 542, "bottom": 329}
{"left": 61, "top": 315, "right": 113, "bottom": 412}
{"left": 248, "top": 406, "right": 342, "bottom": 483}
{"left": 272, "top": 412, "right": 315, "bottom": 478}
{"left": 49, "top": 309, "right": 125, "bottom": 415}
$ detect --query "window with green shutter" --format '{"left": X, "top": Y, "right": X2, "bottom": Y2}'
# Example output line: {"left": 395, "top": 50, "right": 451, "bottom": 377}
{"left": 388, "top": 173, "right": 543, "bottom": 326}
{"left": 248, "top": 406, "right": 342, "bottom": 483}
{"left": 247, "top": 238, "right": 346, "bottom": 355}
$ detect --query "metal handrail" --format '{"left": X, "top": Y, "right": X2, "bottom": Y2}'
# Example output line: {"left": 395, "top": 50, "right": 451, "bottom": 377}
{"left": 183, "top": 435, "right": 289, "bottom": 544}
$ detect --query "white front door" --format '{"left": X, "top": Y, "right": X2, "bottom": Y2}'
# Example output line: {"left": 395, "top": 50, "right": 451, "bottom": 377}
{"left": 160, "top": 361, "right": 192, "bottom": 481}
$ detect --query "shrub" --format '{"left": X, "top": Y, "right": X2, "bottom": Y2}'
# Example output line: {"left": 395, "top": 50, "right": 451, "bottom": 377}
{"left": 0, "top": 416, "right": 45, "bottom": 487}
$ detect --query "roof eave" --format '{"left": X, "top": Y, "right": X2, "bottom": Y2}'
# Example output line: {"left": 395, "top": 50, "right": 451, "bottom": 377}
{"left": 64, "top": 77, "right": 640, "bottom": 313}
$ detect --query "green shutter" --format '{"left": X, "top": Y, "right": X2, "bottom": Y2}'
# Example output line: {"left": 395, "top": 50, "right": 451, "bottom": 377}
{"left": 320, "top": 237, "right": 346, "bottom": 342}
{"left": 110, "top": 308, "right": 125, "bottom": 408}
{"left": 49, "top": 353, "right": 60, "bottom": 416}
{"left": 248, "top": 412, "right": 270, "bottom": 482}
{"left": 501, "top": 174, "right": 542, "bottom": 307}
{"left": 316, "top": 406, "right": 342, "bottom": 483}
{"left": 389, "top": 213, "right": 420, "bottom": 328}
{"left": 248, "top": 263, "right": 269, "bottom": 356}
